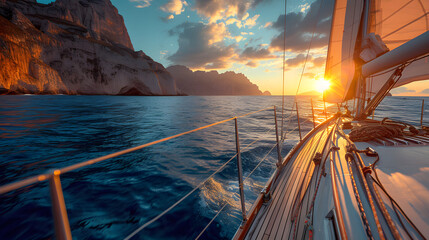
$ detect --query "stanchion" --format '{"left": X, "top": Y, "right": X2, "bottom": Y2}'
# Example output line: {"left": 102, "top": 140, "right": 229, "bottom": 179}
{"left": 311, "top": 99, "right": 316, "bottom": 129}
{"left": 234, "top": 118, "right": 247, "bottom": 223}
{"left": 296, "top": 102, "right": 302, "bottom": 141}
{"left": 421, "top": 99, "right": 425, "bottom": 127}
{"left": 274, "top": 106, "right": 283, "bottom": 167}
{"left": 49, "top": 170, "right": 72, "bottom": 240}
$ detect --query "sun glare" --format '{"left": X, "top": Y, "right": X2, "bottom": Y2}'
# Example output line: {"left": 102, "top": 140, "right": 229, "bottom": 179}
{"left": 315, "top": 78, "right": 331, "bottom": 93}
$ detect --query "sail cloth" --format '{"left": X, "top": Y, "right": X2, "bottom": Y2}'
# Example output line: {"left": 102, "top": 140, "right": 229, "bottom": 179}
{"left": 324, "top": 0, "right": 364, "bottom": 103}
{"left": 366, "top": 0, "right": 429, "bottom": 97}
{"left": 324, "top": 0, "right": 429, "bottom": 102}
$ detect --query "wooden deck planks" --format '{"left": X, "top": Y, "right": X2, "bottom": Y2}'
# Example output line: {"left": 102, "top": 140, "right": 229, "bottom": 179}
{"left": 245, "top": 126, "right": 330, "bottom": 240}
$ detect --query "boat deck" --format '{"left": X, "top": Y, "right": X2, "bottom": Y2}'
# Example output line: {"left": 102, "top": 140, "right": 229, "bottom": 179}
{"left": 245, "top": 125, "right": 332, "bottom": 240}
{"left": 355, "top": 142, "right": 429, "bottom": 237}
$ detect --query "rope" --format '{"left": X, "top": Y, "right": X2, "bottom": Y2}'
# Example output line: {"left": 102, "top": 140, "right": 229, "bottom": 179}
{"left": 369, "top": 156, "right": 426, "bottom": 239}
{"left": 346, "top": 153, "right": 374, "bottom": 239}
{"left": 348, "top": 122, "right": 406, "bottom": 142}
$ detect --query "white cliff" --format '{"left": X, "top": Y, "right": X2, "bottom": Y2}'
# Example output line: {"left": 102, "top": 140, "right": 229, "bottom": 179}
{"left": 0, "top": 0, "right": 178, "bottom": 95}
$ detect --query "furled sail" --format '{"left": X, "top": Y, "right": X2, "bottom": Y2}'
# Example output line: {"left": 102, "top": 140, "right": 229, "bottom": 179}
{"left": 324, "top": 0, "right": 363, "bottom": 103}
{"left": 365, "top": 0, "right": 429, "bottom": 97}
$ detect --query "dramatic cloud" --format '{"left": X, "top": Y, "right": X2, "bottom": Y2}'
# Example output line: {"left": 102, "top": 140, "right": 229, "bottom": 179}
{"left": 240, "top": 46, "right": 276, "bottom": 60}
{"left": 244, "top": 14, "right": 260, "bottom": 28}
{"left": 312, "top": 56, "right": 326, "bottom": 67}
{"left": 285, "top": 54, "right": 310, "bottom": 67}
{"left": 193, "top": 0, "right": 266, "bottom": 23}
{"left": 161, "top": 0, "right": 188, "bottom": 15}
{"left": 130, "top": 0, "right": 152, "bottom": 8}
{"left": 168, "top": 22, "right": 236, "bottom": 69}
{"left": 420, "top": 88, "right": 429, "bottom": 94}
{"left": 270, "top": 0, "right": 335, "bottom": 52}
{"left": 390, "top": 87, "right": 416, "bottom": 94}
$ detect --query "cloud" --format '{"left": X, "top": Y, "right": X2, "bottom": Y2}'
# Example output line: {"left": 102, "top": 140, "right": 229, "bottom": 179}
{"left": 390, "top": 87, "right": 416, "bottom": 94}
{"left": 240, "top": 46, "right": 276, "bottom": 60}
{"left": 420, "top": 88, "right": 429, "bottom": 94}
{"left": 300, "top": 3, "right": 310, "bottom": 13}
{"left": 168, "top": 22, "right": 236, "bottom": 69}
{"left": 303, "top": 72, "right": 316, "bottom": 78}
{"left": 244, "top": 14, "right": 259, "bottom": 28}
{"left": 251, "top": 0, "right": 271, "bottom": 8}
{"left": 130, "top": 0, "right": 152, "bottom": 8}
{"left": 193, "top": 0, "right": 265, "bottom": 23}
{"left": 246, "top": 61, "right": 258, "bottom": 67}
{"left": 312, "top": 56, "right": 326, "bottom": 67}
{"left": 234, "top": 35, "right": 245, "bottom": 42}
{"left": 285, "top": 53, "right": 311, "bottom": 67}
{"left": 264, "top": 22, "right": 272, "bottom": 28}
{"left": 161, "top": 0, "right": 188, "bottom": 15}
{"left": 270, "top": 0, "right": 334, "bottom": 52}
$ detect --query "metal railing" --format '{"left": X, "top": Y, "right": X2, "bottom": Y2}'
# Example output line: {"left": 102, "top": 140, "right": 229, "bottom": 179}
{"left": 0, "top": 101, "right": 324, "bottom": 240}
{"left": 372, "top": 98, "right": 429, "bottom": 127}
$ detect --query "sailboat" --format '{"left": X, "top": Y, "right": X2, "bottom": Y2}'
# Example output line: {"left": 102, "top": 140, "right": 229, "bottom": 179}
{"left": 0, "top": 0, "right": 428, "bottom": 239}
{"left": 234, "top": 0, "right": 429, "bottom": 239}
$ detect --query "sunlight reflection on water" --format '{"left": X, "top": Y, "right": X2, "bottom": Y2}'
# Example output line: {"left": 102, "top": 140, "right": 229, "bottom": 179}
{"left": 1, "top": 95, "right": 424, "bottom": 239}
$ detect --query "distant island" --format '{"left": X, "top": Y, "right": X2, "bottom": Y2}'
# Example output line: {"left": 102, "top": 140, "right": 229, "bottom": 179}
{"left": 298, "top": 90, "right": 322, "bottom": 96}
{"left": 168, "top": 65, "right": 270, "bottom": 96}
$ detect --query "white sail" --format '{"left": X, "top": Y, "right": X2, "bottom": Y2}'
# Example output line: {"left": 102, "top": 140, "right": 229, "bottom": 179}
{"left": 325, "top": 0, "right": 429, "bottom": 102}
{"left": 365, "top": 0, "right": 429, "bottom": 97}
{"left": 324, "top": 0, "right": 363, "bottom": 103}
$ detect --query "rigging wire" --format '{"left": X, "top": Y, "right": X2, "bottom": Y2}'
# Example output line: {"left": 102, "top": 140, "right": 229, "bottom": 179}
{"left": 124, "top": 119, "right": 278, "bottom": 239}
{"left": 194, "top": 203, "right": 228, "bottom": 240}
{"left": 280, "top": 0, "right": 325, "bottom": 144}
{"left": 280, "top": 0, "right": 288, "bottom": 141}
{"left": 294, "top": 0, "right": 325, "bottom": 98}
{"left": 281, "top": 0, "right": 323, "bottom": 142}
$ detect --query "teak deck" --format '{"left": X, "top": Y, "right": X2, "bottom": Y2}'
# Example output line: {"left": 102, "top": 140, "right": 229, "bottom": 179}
{"left": 245, "top": 127, "right": 330, "bottom": 240}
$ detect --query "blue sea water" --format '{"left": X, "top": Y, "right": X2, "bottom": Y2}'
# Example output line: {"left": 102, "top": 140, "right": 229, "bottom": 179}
{"left": 0, "top": 95, "right": 427, "bottom": 240}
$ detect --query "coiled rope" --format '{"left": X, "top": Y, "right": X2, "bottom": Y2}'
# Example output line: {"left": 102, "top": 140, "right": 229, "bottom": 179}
{"left": 348, "top": 119, "right": 409, "bottom": 142}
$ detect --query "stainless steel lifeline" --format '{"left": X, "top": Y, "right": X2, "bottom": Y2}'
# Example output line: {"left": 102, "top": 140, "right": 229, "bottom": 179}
{"left": 0, "top": 103, "right": 320, "bottom": 240}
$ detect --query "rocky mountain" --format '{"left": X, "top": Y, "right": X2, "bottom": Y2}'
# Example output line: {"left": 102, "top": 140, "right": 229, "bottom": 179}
{"left": 167, "top": 65, "right": 270, "bottom": 96}
{"left": 0, "top": 0, "right": 177, "bottom": 95}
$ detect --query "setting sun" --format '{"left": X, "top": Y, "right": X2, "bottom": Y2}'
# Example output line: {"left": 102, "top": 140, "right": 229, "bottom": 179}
{"left": 315, "top": 78, "right": 331, "bottom": 93}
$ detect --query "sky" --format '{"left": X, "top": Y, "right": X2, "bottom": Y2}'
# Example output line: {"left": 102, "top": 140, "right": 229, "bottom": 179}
{"left": 36, "top": 0, "right": 429, "bottom": 96}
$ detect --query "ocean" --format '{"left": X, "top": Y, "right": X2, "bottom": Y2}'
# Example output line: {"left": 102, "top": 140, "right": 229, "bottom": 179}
{"left": 0, "top": 95, "right": 427, "bottom": 239}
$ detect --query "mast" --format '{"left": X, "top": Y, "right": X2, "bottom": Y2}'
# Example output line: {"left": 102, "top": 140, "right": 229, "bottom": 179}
{"left": 355, "top": 0, "right": 370, "bottom": 117}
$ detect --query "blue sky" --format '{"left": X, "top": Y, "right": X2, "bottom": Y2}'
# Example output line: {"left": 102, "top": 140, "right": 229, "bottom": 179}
{"left": 35, "top": 0, "right": 429, "bottom": 96}
{"left": 35, "top": 0, "right": 337, "bottom": 95}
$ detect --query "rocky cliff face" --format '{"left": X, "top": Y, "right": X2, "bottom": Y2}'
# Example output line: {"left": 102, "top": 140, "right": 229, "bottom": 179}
{"left": 0, "top": 0, "right": 177, "bottom": 95}
{"left": 168, "top": 65, "right": 269, "bottom": 96}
